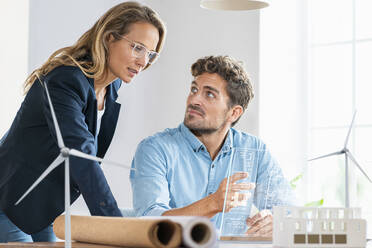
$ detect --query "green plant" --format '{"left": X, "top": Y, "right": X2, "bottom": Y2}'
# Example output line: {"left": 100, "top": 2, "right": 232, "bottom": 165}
{"left": 290, "top": 174, "right": 303, "bottom": 189}
{"left": 304, "top": 198, "right": 324, "bottom": 207}
{"left": 290, "top": 173, "right": 324, "bottom": 207}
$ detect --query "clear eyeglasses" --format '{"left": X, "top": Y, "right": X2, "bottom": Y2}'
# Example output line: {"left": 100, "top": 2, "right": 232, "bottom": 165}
{"left": 121, "top": 36, "right": 159, "bottom": 65}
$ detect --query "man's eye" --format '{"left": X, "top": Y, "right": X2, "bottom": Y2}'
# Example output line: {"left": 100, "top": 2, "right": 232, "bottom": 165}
{"left": 207, "top": 92, "right": 215, "bottom": 98}
{"left": 191, "top": 87, "right": 198, "bottom": 93}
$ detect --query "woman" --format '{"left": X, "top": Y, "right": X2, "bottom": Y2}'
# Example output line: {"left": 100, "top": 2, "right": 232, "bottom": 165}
{"left": 0, "top": 1, "right": 166, "bottom": 242}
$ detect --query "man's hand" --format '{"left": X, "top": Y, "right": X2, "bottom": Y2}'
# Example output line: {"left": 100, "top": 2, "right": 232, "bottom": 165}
{"left": 246, "top": 209, "right": 273, "bottom": 237}
{"left": 163, "top": 172, "right": 254, "bottom": 218}
{"left": 211, "top": 172, "right": 255, "bottom": 213}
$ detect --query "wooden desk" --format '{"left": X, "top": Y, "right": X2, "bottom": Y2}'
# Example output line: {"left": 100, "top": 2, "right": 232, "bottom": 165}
{"left": 0, "top": 242, "right": 273, "bottom": 248}
{"left": 2, "top": 241, "right": 371, "bottom": 248}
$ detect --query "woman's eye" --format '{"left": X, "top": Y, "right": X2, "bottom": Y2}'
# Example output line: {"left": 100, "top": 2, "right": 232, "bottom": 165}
{"left": 134, "top": 45, "right": 145, "bottom": 53}
{"left": 133, "top": 44, "right": 144, "bottom": 53}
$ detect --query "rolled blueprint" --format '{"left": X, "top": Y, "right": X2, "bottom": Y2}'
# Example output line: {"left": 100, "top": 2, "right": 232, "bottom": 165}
{"left": 141, "top": 216, "right": 217, "bottom": 248}
{"left": 54, "top": 215, "right": 182, "bottom": 248}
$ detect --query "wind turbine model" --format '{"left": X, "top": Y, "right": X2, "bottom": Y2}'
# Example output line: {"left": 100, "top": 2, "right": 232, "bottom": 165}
{"left": 15, "top": 79, "right": 134, "bottom": 248}
{"left": 308, "top": 111, "right": 372, "bottom": 208}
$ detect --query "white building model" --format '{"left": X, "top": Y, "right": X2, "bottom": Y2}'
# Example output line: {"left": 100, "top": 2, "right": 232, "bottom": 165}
{"left": 273, "top": 206, "right": 366, "bottom": 247}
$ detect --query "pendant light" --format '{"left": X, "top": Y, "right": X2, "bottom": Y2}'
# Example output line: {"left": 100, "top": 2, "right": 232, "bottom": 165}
{"left": 200, "top": 0, "right": 269, "bottom": 11}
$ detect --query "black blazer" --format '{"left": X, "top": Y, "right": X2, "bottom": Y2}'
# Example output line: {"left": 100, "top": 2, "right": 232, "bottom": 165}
{"left": 0, "top": 66, "right": 123, "bottom": 234}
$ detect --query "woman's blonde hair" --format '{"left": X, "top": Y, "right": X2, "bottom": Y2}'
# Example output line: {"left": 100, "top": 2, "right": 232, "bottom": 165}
{"left": 24, "top": 1, "right": 166, "bottom": 94}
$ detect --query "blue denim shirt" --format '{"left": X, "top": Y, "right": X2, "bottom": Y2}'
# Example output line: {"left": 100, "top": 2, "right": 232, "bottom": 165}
{"left": 130, "top": 123, "right": 295, "bottom": 233}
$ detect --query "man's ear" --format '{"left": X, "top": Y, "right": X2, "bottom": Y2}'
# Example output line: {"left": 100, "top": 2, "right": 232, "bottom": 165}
{"left": 229, "top": 105, "right": 244, "bottom": 124}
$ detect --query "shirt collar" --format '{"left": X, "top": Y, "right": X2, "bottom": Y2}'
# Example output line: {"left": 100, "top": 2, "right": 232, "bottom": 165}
{"left": 180, "top": 123, "right": 204, "bottom": 152}
{"left": 179, "top": 123, "right": 234, "bottom": 153}
{"left": 221, "top": 128, "right": 233, "bottom": 153}
{"left": 88, "top": 77, "right": 120, "bottom": 102}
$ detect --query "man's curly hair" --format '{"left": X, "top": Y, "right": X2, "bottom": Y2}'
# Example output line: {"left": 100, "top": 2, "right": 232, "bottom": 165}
{"left": 191, "top": 55, "right": 254, "bottom": 126}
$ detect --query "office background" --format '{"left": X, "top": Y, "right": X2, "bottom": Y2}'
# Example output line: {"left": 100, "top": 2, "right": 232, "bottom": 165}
{"left": 1, "top": 0, "right": 372, "bottom": 235}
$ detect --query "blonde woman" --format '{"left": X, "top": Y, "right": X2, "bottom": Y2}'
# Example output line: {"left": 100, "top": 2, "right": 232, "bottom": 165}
{"left": 0, "top": 1, "right": 166, "bottom": 242}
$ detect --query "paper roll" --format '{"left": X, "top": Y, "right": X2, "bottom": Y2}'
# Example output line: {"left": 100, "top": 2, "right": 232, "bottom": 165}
{"left": 54, "top": 215, "right": 182, "bottom": 248}
{"left": 141, "top": 216, "right": 217, "bottom": 248}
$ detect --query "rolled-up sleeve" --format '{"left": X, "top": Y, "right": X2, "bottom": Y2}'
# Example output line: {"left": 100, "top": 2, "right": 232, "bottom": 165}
{"left": 130, "top": 139, "right": 171, "bottom": 216}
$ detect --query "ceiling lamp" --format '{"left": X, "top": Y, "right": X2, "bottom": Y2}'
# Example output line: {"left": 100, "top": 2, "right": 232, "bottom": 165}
{"left": 200, "top": 0, "right": 269, "bottom": 11}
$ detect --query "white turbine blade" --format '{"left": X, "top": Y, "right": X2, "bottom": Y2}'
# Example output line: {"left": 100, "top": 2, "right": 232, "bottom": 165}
{"left": 344, "top": 110, "right": 357, "bottom": 149}
{"left": 308, "top": 151, "right": 343, "bottom": 161}
{"left": 347, "top": 151, "right": 372, "bottom": 183}
{"left": 43, "top": 82, "right": 65, "bottom": 149}
{"left": 15, "top": 154, "right": 65, "bottom": 205}
{"left": 65, "top": 157, "right": 71, "bottom": 248}
{"left": 69, "top": 149, "right": 135, "bottom": 171}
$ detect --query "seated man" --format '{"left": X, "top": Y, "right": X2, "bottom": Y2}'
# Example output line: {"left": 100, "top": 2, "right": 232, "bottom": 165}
{"left": 130, "top": 55, "right": 295, "bottom": 236}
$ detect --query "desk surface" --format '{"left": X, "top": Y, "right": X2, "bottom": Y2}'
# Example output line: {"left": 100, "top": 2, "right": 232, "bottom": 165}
{"left": 0, "top": 242, "right": 272, "bottom": 248}
{"left": 1, "top": 241, "right": 371, "bottom": 248}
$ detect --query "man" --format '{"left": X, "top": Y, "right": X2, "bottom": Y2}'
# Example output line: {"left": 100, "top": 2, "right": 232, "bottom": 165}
{"left": 130, "top": 55, "right": 295, "bottom": 236}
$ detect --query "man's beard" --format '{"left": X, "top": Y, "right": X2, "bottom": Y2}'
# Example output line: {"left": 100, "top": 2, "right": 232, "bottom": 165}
{"left": 184, "top": 121, "right": 219, "bottom": 136}
{"left": 183, "top": 105, "right": 228, "bottom": 136}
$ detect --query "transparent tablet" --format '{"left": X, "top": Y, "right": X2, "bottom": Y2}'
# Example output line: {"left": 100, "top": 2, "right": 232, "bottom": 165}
{"left": 218, "top": 148, "right": 294, "bottom": 239}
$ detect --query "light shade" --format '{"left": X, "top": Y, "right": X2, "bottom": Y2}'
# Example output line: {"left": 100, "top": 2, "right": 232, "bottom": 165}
{"left": 200, "top": 0, "right": 269, "bottom": 11}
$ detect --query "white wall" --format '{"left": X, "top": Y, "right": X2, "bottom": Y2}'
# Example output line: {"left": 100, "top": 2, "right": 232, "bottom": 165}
{"left": 259, "top": 0, "right": 308, "bottom": 201}
{"left": 0, "top": 1, "right": 29, "bottom": 137}
{"left": 25, "top": 0, "right": 260, "bottom": 214}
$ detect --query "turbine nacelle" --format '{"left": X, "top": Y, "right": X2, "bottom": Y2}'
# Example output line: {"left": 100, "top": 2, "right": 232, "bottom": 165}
{"left": 342, "top": 148, "right": 349, "bottom": 154}
{"left": 61, "top": 147, "right": 70, "bottom": 158}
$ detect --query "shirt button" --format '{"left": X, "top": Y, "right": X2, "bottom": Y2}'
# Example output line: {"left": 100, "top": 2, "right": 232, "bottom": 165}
{"left": 212, "top": 164, "right": 215, "bottom": 168}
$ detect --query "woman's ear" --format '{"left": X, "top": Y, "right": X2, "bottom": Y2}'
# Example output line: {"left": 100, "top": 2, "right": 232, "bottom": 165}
{"left": 106, "top": 33, "right": 115, "bottom": 43}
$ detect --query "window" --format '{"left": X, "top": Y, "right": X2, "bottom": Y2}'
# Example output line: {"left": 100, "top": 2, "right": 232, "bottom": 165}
{"left": 260, "top": 0, "right": 372, "bottom": 237}
{"left": 308, "top": 0, "right": 372, "bottom": 232}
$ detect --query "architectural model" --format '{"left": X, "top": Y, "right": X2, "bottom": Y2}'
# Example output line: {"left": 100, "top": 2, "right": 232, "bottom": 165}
{"left": 273, "top": 206, "right": 366, "bottom": 247}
